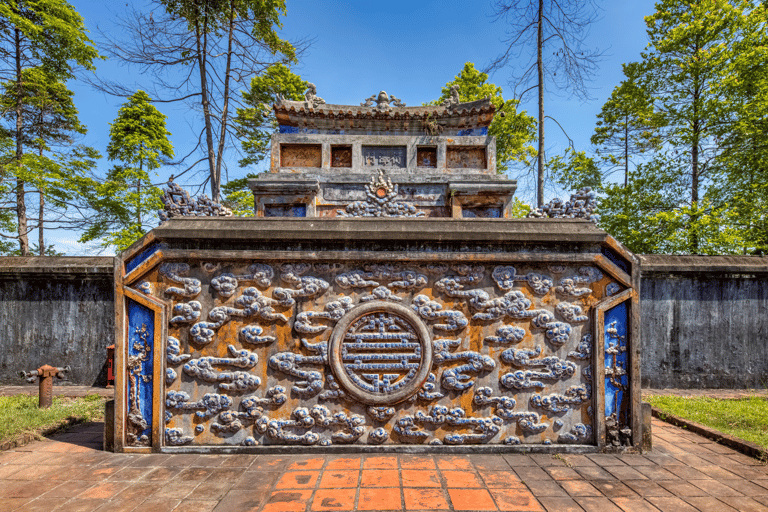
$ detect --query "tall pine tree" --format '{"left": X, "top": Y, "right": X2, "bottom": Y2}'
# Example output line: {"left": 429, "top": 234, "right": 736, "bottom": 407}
{"left": 0, "top": 0, "right": 99, "bottom": 255}
{"left": 81, "top": 91, "right": 173, "bottom": 251}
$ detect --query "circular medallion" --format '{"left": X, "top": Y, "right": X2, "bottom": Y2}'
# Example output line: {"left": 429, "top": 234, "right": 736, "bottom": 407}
{"left": 328, "top": 301, "right": 433, "bottom": 405}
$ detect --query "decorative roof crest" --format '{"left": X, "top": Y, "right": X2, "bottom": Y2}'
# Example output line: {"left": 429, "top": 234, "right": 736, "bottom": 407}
{"left": 337, "top": 170, "right": 425, "bottom": 218}
{"left": 158, "top": 178, "right": 233, "bottom": 223}
{"left": 304, "top": 83, "right": 325, "bottom": 108}
{"left": 361, "top": 91, "right": 406, "bottom": 110}
{"left": 441, "top": 85, "right": 461, "bottom": 110}
{"left": 527, "top": 187, "right": 599, "bottom": 223}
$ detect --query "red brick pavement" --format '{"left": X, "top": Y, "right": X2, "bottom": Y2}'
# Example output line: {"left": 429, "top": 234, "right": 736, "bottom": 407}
{"left": 0, "top": 418, "right": 767, "bottom": 511}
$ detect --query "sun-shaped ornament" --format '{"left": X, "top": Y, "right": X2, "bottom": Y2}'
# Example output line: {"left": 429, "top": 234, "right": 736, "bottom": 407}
{"left": 337, "top": 170, "right": 426, "bottom": 218}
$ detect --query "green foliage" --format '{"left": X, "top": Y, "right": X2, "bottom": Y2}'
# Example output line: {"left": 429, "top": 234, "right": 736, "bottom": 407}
{"left": 591, "top": 62, "right": 663, "bottom": 185}
{"left": 0, "top": 394, "right": 105, "bottom": 446}
{"left": 106, "top": 90, "right": 174, "bottom": 171}
{"left": 707, "top": 2, "right": 768, "bottom": 254}
{"left": 635, "top": 0, "right": 744, "bottom": 253}
{"left": 580, "top": 0, "right": 767, "bottom": 255}
{"left": 0, "top": 67, "right": 85, "bottom": 146}
{"left": 645, "top": 394, "right": 768, "bottom": 453}
{"left": 548, "top": 148, "right": 602, "bottom": 192}
{"left": 221, "top": 174, "right": 257, "bottom": 217}
{"left": 0, "top": 69, "right": 100, "bottom": 255}
{"left": 236, "top": 63, "right": 307, "bottom": 167}
{"left": 433, "top": 63, "right": 537, "bottom": 174}
{"left": 0, "top": 0, "right": 101, "bottom": 79}
{"left": 0, "top": 0, "right": 100, "bottom": 254}
{"left": 106, "top": 0, "right": 299, "bottom": 201}
{"left": 508, "top": 197, "right": 532, "bottom": 219}
{"left": 161, "top": 0, "right": 296, "bottom": 62}
{"left": 80, "top": 91, "right": 173, "bottom": 252}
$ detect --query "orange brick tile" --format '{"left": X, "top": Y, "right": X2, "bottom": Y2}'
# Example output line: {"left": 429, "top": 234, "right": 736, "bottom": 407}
{"left": 274, "top": 471, "right": 320, "bottom": 489}
{"left": 358, "top": 487, "right": 402, "bottom": 511}
{"left": 3, "top": 466, "right": 59, "bottom": 481}
{"left": 363, "top": 456, "right": 398, "bottom": 469}
{"left": 0, "top": 497, "right": 30, "bottom": 512}
{"left": 490, "top": 488, "right": 545, "bottom": 512}
{"left": 442, "top": 470, "right": 484, "bottom": 488}
{"left": 318, "top": 470, "right": 359, "bottom": 488}
{"left": 171, "top": 500, "right": 219, "bottom": 512}
{"left": 399, "top": 456, "right": 436, "bottom": 470}
{"left": 77, "top": 481, "right": 130, "bottom": 499}
{"left": 55, "top": 498, "right": 107, "bottom": 512}
{"left": 478, "top": 470, "right": 523, "bottom": 488}
{"left": 559, "top": 479, "right": 604, "bottom": 497}
{"left": 401, "top": 469, "right": 441, "bottom": 487}
{"left": 131, "top": 498, "right": 181, "bottom": 512}
{"left": 361, "top": 469, "right": 400, "bottom": 487}
{"left": 448, "top": 488, "right": 498, "bottom": 511}
{"left": 437, "top": 456, "right": 474, "bottom": 471}
{"left": 287, "top": 458, "right": 325, "bottom": 471}
{"left": 311, "top": 488, "right": 357, "bottom": 511}
{"left": 262, "top": 490, "right": 313, "bottom": 512}
{"left": 403, "top": 488, "right": 450, "bottom": 510}
{"left": 12, "top": 498, "right": 62, "bottom": 512}
{"left": 325, "top": 457, "right": 362, "bottom": 470}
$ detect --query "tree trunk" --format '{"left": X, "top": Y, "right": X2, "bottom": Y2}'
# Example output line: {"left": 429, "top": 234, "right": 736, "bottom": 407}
{"left": 536, "top": 0, "right": 545, "bottom": 207}
{"left": 15, "top": 28, "right": 29, "bottom": 256}
{"left": 138, "top": 159, "right": 142, "bottom": 229}
{"left": 624, "top": 115, "right": 629, "bottom": 187}
{"left": 214, "top": 1, "right": 235, "bottom": 199}
{"left": 38, "top": 141, "right": 44, "bottom": 256}
{"left": 194, "top": 13, "right": 220, "bottom": 202}
{"left": 38, "top": 191, "right": 44, "bottom": 256}
{"left": 691, "top": 81, "right": 700, "bottom": 254}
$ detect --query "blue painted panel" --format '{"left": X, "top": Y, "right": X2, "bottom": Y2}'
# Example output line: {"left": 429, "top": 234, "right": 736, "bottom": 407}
{"left": 278, "top": 125, "right": 322, "bottom": 134}
{"left": 462, "top": 206, "right": 502, "bottom": 218}
{"left": 604, "top": 301, "right": 628, "bottom": 419}
{"left": 264, "top": 204, "right": 307, "bottom": 217}
{"left": 456, "top": 127, "right": 488, "bottom": 136}
{"left": 601, "top": 246, "right": 629, "bottom": 273}
{"left": 125, "top": 244, "right": 160, "bottom": 274}
{"left": 127, "top": 299, "right": 154, "bottom": 444}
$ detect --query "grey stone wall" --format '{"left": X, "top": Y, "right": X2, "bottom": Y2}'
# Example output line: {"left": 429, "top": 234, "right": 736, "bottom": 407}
{"left": 640, "top": 255, "right": 768, "bottom": 389}
{"left": 0, "top": 257, "right": 114, "bottom": 386}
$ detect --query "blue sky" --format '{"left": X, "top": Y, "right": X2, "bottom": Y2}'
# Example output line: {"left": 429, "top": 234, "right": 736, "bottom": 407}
{"left": 62, "top": 0, "right": 658, "bottom": 254}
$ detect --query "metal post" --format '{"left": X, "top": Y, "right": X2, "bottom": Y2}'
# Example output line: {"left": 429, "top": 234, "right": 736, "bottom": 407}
{"left": 19, "top": 365, "right": 70, "bottom": 409}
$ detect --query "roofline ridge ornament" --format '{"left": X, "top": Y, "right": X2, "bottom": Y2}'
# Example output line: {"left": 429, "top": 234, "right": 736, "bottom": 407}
{"left": 441, "top": 85, "right": 461, "bottom": 110}
{"left": 527, "top": 187, "right": 599, "bottom": 223}
{"left": 337, "top": 169, "right": 425, "bottom": 218}
{"left": 158, "top": 177, "right": 233, "bottom": 223}
{"left": 304, "top": 83, "right": 325, "bottom": 109}
{"left": 361, "top": 91, "right": 406, "bottom": 110}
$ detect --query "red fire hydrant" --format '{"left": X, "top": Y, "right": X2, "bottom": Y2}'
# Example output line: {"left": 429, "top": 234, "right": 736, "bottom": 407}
{"left": 106, "top": 345, "right": 115, "bottom": 387}
{"left": 19, "top": 365, "right": 70, "bottom": 408}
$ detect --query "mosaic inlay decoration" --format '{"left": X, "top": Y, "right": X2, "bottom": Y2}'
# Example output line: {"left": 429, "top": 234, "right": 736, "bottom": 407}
{"left": 144, "top": 261, "right": 619, "bottom": 447}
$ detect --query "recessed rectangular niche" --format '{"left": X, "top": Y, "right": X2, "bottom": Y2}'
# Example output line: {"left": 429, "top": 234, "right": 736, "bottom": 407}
{"left": 331, "top": 145, "right": 352, "bottom": 167}
{"left": 362, "top": 146, "right": 406, "bottom": 168}
{"left": 281, "top": 144, "right": 321, "bottom": 168}
{"left": 264, "top": 204, "right": 307, "bottom": 217}
{"left": 417, "top": 147, "right": 437, "bottom": 168}
{"left": 447, "top": 146, "right": 487, "bottom": 169}
{"left": 462, "top": 206, "right": 502, "bottom": 218}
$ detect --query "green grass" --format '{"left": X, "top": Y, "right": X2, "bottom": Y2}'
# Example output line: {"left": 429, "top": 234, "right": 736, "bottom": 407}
{"left": 0, "top": 394, "right": 105, "bottom": 446}
{"left": 645, "top": 394, "right": 768, "bottom": 452}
